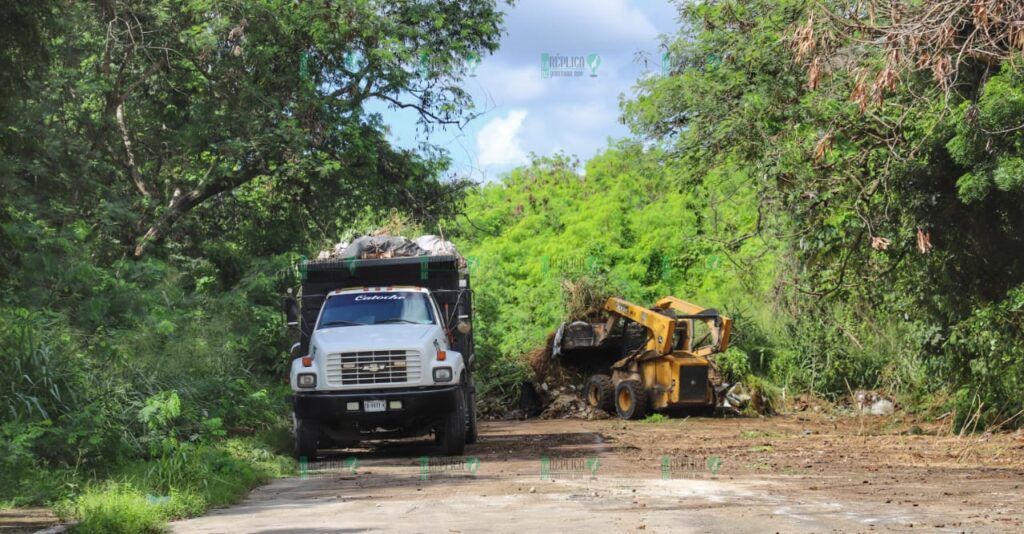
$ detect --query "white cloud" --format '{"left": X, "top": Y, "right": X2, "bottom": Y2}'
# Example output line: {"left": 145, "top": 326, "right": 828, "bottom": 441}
{"left": 476, "top": 110, "right": 529, "bottom": 168}
{"left": 473, "top": 64, "right": 547, "bottom": 104}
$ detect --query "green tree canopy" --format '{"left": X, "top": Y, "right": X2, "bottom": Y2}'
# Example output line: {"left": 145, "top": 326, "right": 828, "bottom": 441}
{"left": 1, "top": 0, "right": 504, "bottom": 263}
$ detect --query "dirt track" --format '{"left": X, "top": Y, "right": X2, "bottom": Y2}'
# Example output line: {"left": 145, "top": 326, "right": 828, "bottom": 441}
{"left": 171, "top": 412, "right": 1024, "bottom": 533}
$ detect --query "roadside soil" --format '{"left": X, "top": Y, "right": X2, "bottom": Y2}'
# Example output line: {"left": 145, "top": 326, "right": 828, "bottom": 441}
{"left": 170, "top": 411, "right": 1024, "bottom": 533}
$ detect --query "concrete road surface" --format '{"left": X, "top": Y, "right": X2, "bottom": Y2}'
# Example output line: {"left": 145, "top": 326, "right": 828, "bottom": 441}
{"left": 171, "top": 416, "right": 1024, "bottom": 533}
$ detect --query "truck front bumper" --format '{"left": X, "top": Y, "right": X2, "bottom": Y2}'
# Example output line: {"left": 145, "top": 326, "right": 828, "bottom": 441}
{"left": 291, "top": 386, "right": 460, "bottom": 423}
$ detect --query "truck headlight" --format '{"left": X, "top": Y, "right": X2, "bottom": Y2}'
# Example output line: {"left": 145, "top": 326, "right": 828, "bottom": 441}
{"left": 432, "top": 367, "right": 452, "bottom": 382}
{"left": 297, "top": 373, "right": 317, "bottom": 388}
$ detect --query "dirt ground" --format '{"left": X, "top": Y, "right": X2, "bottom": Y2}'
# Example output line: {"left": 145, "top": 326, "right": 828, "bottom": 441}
{"left": 170, "top": 412, "right": 1024, "bottom": 533}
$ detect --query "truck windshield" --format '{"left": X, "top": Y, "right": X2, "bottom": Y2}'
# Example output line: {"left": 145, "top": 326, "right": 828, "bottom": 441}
{"left": 317, "top": 291, "right": 436, "bottom": 328}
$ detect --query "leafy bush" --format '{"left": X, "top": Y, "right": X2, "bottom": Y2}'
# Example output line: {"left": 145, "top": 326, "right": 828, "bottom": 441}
{"left": 717, "top": 348, "right": 752, "bottom": 383}
{"left": 942, "top": 284, "right": 1024, "bottom": 429}
{"left": 59, "top": 438, "right": 292, "bottom": 532}
{"left": 68, "top": 483, "right": 169, "bottom": 534}
{"left": 0, "top": 243, "right": 294, "bottom": 510}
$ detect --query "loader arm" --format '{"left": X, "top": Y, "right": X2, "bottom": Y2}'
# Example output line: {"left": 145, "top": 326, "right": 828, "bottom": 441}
{"left": 601, "top": 297, "right": 675, "bottom": 355}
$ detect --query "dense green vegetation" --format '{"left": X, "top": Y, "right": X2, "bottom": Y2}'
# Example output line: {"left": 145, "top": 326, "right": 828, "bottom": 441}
{"left": 0, "top": 0, "right": 503, "bottom": 529}
{"left": 457, "top": 0, "right": 1024, "bottom": 429}
{"left": 449, "top": 148, "right": 778, "bottom": 399}
{"left": 4, "top": 0, "right": 1023, "bottom": 530}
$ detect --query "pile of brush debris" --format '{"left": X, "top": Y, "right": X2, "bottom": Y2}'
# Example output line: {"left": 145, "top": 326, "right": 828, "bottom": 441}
{"left": 533, "top": 382, "right": 612, "bottom": 420}
{"left": 316, "top": 234, "right": 463, "bottom": 264}
{"left": 506, "top": 334, "right": 611, "bottom": 420}
{"left": 478, "top": 334, "right": 605, "bottom": 421}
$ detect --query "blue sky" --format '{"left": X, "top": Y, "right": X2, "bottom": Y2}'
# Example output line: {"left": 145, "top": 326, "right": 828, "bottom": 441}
{"left": 370, "top": 0, "right": 681, "bottom": 182}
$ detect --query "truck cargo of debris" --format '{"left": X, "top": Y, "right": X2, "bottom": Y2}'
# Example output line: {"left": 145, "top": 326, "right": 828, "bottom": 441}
{"left": 316, "top": 234, "right": 466, "bottom": 267}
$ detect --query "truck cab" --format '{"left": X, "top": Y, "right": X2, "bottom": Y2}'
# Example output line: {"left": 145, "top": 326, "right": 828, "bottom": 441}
{"left": 286, "top": 256, "right": 475, "bottom": 458}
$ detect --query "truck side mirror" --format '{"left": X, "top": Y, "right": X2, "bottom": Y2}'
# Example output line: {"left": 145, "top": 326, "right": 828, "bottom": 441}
{"left": 283, "top": 295, "right": 300, "bottom": 327}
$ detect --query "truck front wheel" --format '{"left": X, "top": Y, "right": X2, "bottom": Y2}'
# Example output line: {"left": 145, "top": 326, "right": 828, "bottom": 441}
{"left": 293, "top": 415, "right": 320, "bottom": 460}
{"left": 438, "top": 386, "right": 467, "bottom": 455}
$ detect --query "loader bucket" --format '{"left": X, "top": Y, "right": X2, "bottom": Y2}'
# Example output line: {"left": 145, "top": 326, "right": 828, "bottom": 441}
{"left": 551, "top": 320, "right": 637, "bottom": 374}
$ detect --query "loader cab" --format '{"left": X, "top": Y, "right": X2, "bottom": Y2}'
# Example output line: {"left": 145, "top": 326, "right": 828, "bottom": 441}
{"left": 671, "top": 320, "right": 690, "bottom": 351}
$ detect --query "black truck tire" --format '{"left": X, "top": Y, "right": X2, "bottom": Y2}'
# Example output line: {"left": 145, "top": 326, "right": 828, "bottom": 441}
{"left": 438, "top": 385, "right": 467, "bottom": 455}
{"left": 293, "top": 416, "right": 320, "bottom": 460}
{"left": 465, "top": 383, "right": 478, "bottom": 444}
{"left": 585, "top": 375, "right": 616, "bottom": 412}
{"left": 615, "top": 379, "right": 649, "bottom": 420}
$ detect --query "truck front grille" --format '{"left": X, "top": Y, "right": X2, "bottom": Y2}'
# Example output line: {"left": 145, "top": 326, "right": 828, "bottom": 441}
{"left": 325, "top": 350, "right": 421, "bottom": 386}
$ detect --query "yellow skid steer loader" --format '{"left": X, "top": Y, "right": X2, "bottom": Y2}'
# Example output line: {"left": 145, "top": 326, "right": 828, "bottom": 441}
{"left": 553, "top": 296, "right": 732, "bottom": 419}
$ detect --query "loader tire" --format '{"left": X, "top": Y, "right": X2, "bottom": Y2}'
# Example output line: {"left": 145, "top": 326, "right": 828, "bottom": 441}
{"left": 585, "top": 375, "right": 615, "bottom": 412}
{"left": 615, "top": 380, "right": 648, "bottom": 420}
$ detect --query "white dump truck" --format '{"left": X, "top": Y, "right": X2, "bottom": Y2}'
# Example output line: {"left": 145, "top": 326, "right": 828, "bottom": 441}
{"left": 284, "top": 252, "right": 476, "bottom": 459}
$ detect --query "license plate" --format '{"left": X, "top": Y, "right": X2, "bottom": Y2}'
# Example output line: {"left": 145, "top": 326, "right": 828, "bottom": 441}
{"left": 364, "top": 400, "right": 386, "bottom": 412}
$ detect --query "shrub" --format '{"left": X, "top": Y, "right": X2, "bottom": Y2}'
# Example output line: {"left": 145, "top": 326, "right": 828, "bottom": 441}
{"left": 69, "top": 483, "right": 167, "bottom": 534}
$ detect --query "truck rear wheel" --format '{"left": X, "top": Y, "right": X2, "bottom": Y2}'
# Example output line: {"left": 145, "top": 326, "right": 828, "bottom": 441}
{"left": 615, "top": 379, "right": 648, "bottom": 420}
{"left": 465, "top": 383, "right": 478, "bottom": 445}
{"left": 585, "top": 375, "right": 615, "bottom": 412}
{"left": 438, "top": 386, "right": 466, "bottom": 455}
{"left": 293, "top": 416, "right": 320, "bottom": 460}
